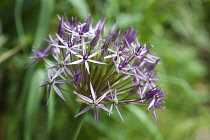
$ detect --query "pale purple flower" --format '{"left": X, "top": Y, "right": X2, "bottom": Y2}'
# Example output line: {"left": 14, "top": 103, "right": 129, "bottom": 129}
{"left": 145, "top": 87, "right": 166, "bottom": 120}
{"left": 38, "top": 70, "right": 72, "bottom": 104}
{"left": 106, "top": 83, "right": 124, "bottom": 122}
{"left": 68, "top": 49, "right": 106, "bottom": 74}
{"left": 44, "top": 54, "right": 74, "bottom": 77}
{"left": 75, "top": 82, "right": 111, "bottom": 125}
{"left": 27, "top": 14, "right": 166, "bottom": 124}
{"left": 25, "top": 46, "right": 51, "bottom": 68}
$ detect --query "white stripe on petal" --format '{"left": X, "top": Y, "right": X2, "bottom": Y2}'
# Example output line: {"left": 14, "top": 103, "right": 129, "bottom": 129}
{"left": 85, "top": 61, "right": 90, "bottom": 75}
{"left": 148, "top": 98, "right": 155, "bottom": 110}
{"left": 68, "top": 59, "right": 83, "bottom": 65}
{"left": 109, "top": 104, "right": 113, "bottom": 115}
{"left": 97, "top": 90, "right": 110, "bottom": 102}
{"left": 88, "top": 59, "right": 106, "bottom": 65}
{"left": 115, "top": 105, "right": 124, "bottom": 122}
{"left": 53, "top": 85, "right": 66, "bottom": 101}
{"left": 75, "top": 105, "right": 93, "bottom": 117}
{"left": 104, "top": 54, "right": 117, "bottom": 59}
{"left": 90, "top": 82, "right": 96, "bottom": 101}
{"left": 55, "top": 33, "right": 66, "bottom": 45}
{"left": 52, "top": 44, "right": 66, "bottom": 48}
{"left": 75, "top": 93, "right": 93, "bottom": 103}
{"left": 94, "top": 107, "right": 99, "bottom": 126}
{"left": 98, "top": 104, "right": 112, "bottom": 114}
{"left": 89, "top": 49, "right": 103, "bottom": 58}
{"left": 107, "top": 48, "right": 116, "bottom": 53}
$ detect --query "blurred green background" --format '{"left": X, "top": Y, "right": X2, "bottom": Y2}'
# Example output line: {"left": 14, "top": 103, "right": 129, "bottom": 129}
{"left": 0, "top": 0, "right": 210, "bottom": 140}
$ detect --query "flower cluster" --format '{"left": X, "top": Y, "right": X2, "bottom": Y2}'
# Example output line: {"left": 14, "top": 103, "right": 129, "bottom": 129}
{"left": 27, "top": 14, "right": 166, "bottom": 125}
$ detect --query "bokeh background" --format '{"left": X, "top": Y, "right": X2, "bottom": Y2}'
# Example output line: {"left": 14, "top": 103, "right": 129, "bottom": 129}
{"left": 1, "top": 0, "right": 210, "bottom": 140}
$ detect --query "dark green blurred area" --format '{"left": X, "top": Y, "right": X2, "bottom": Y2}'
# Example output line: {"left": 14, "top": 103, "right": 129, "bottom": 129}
{"left": 0, "top": 0, "right": 210, "bottom": 140}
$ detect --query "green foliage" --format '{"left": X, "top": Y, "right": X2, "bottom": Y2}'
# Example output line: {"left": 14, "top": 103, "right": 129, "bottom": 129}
{"left": 1, "top": 0, "right": 210, "bottom": 140}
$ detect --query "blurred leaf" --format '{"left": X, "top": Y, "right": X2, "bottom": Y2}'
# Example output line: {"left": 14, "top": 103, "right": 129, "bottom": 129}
{"left": 160, "top": 74, "right": 199, "bottom": 103}
{"left": 117, "top": 13, "right": 143, "bottom": 27}
{"left": 0, "top": 46, "right": 21, "bottom": 64}
{"left": 0, "top": 18, "right": 2, "bottom": 34}
{"left": 0, "top": 35, "right": 8, "bottom": 48}
{"left": 68, "top": 0, "right": 89, "bottom": 20}
{"left": 33, "top": 0, "right": 55, "bottom": 47}
{"left": 24, "top": 69, "right": 45, "bottom": 140}
{"left": 127, "top": 105, "right": 163, "bottom": 140}
{"left": 14, "top": 0, "right": 25, "bottom": 46}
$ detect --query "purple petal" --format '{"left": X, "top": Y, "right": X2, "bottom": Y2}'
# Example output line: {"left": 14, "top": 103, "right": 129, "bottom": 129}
{"left": 47, "top": 72, "right": 52, "bottom": 80}
{"left": 104, "top": 54, "right": 117, "bottom": 59}
{"left": 75, "top": 105, "right": 93, "bottom": 117}
{"left": 98, "top": 104, "right": 112, "bottom": 114}
{"left": 52, "top": 44, "right": 66, "bottom": 48}
{"left": 152, "top": 108, "right": 157, "bottom": 120}
{"left": 75, "top": 93, "right": 93, "bottom": 103}
{"left": 25, "top": 59, "right": 39, "bottom": 68}
{"left": 53, "top": 54, "right": 59, "bottom": 62}
{"left": 85, "top": 61, "right": 90, "bottom": 75}
{"left": 44, "top": 45, "right": 52, "bottom": 54}
{"left": 116, "top": 53, "right": 120, "bottom": 64}
{"left": 66, "top": 48, "right": 81, "bottom": 56}
{"left": 114, "top": 105, "right": 124, "bottom": 122}
{"left": 52, "top": 85, "right": 66, "bottom": 101}
{"left": 120, "top": 70, "right": 134, "bottom": 76}
{"left": 89, "top": 49, "right": 103, "bottom": 58}
{"left": 109, "top": 21, "right": 118, "bottom": 35}
{"left": 123, "top": 66, "right": 139, "bottom": 71}
{"left": 105, "top": 96, "right": 112, "bottom": 101}
{"left": 71, "top": 47, "right": 85, "bottom": 51}
{"left": 90, "top": 30, "right": 100, "bottom": 47}
{"left": 72, "top": 41, "right": 91, "bottom": 47}
{"left": 88, "top": 59, "right": 107, "bottom": 65}
{"left": 68, "top": 59, "right": 83, "bottom": 65}
{"left": 31, "top": 47, "right": 36, "bottom": 54}
{"left": 64, "top": 67, "right": 74, "bottom": 77}
{"left": 136, "top": 69, "right": 146, "bottom": 79}
{"left": 55, "top": 79, "right": 73, "bottom": 83}
{"left": 43, "top": 65, "right": 59, "bottom": 70}
{"left": 107, "top": 82, "right": 114, "bottom": 99}
{"left": 97, "top": 90, "right": 110, "bottom": 102}
{"left": 90, "top": 82, "right": 96, "bottom": 101}
{"left": 114, "top": 90, "right": 118, "bottom": 98}
{"left": 107, "top": 48, "right": 116, "bottom": 53}
{"left": 124, "top": 37, "right": 131, "bottom": 48}
{"left": 94, "top": 106, "right": 99, "bottom": 126}
{"left": 46, "top": 86, "right": 52, "bottom": 106}
{"left": 64, "top": 54, "right": 70, "bottom": 61}
{"left": 148, "top": 98, "right": 155, "bottom": 110}
{"left": 83, "top": 14, "right": 92, "bottom": 33}
{"left": 109, "top": 104, "right": 113, "bottom": 115}
{"left": 40, "top": 79, "right": 48, "bottom": 82}
{"left": 55, "top": 33, "right": 66, "bottom": 45}
{"left": 37, "top": 83, "right": 49, "bottom": 88}
{"left": 82, "top": 39, "right": 86, "bottom": 54}
{"left": 28, "top": 56, "right": 39, "bottom": 59}
{"left": 74, "top": 54, "right": 83, "bottom": 59}
{"left": 52, "top": 69, "right": 62, "bottom": 79}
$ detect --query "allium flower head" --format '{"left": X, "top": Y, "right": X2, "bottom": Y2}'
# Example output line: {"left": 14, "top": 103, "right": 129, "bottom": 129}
{"left": 27, "top": 14, "right": 166, "bottom": 124}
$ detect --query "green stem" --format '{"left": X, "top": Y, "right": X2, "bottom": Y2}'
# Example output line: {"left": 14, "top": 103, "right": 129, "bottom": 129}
{"left": 69, "top": 103, "right": 87, "bottom": 140}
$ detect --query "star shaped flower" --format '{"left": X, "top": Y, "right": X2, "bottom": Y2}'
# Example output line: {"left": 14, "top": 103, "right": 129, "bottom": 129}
{"left": 38, "top": 70, "right": 72, "bottom": 105}
{"left": 68, "top": 49, "right": 106, "bottom": 74}
{"left": 75, "top": 82, "right": 111, "bottom": 125}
